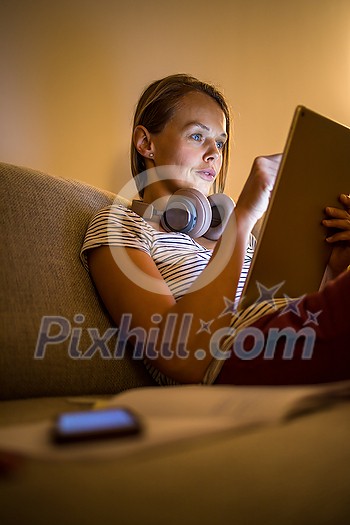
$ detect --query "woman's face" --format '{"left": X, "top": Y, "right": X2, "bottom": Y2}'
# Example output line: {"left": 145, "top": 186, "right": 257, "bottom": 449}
{"left": 146, "top": 91, "right": 228, "bottom": 197}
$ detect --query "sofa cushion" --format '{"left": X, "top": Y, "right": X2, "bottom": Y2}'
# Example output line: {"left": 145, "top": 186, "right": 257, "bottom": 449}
{"left": 0, "top": 162, "right": 155, "bottom": 400}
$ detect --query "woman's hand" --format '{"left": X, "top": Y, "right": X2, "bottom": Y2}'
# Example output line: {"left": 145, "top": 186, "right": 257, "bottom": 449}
{"left": 323, "top": 193, "right": 350, "bottom": 277}
{"left": 235, "top": 154, "right": 282, "bottom": 229}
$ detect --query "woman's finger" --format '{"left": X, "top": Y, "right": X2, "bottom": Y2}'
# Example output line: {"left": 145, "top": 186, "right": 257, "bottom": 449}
{"left": 323, "top": 218, "right": 350, "bottom": 230}
{"left": 324, "top": 206, "right": 350, "bottom": 219}
{"left": 339, "top": 193, "right": 350, "bottom": 208}
{"left": 326, "top": 230, "right": 350, "bottom": 242}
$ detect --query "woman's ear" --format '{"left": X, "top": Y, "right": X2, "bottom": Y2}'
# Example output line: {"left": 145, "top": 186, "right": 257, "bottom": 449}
{"left": 133, "top": 125, "right": 154, "bottom": 159}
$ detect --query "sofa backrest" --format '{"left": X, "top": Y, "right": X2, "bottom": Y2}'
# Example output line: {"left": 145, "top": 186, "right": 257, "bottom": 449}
{"left": 0, "top": 162, "right": 155, "bottom": 400}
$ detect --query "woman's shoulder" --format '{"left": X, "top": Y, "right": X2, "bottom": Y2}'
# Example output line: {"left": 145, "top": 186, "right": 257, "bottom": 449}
{"left": 81, "top": 204, "right": 155, "bottom": 270}
{"left": 88, "top": 203, "right": 154, "bottom": 232}
{"left": 89, "top": 203, "right": 134, "bottom": 221}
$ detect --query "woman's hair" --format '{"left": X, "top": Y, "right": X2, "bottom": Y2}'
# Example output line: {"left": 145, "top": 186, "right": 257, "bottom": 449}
{"left": 131, "top": 73, "right": 231, "bottom": 198}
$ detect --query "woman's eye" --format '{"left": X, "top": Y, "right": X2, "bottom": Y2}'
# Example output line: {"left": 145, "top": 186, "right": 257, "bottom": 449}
{"left": 191, "top": 133, "right": 202, "bottom": 142}
{"left": 216, "top": 141, "right": 224, "bottom": 150}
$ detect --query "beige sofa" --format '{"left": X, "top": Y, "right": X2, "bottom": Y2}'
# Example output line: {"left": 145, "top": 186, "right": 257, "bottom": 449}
{"left": 1, "top": 161, "right": 350, "bottom": 525}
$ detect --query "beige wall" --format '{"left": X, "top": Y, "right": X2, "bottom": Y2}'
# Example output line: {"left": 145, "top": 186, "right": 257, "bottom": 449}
{"left": 1, "top": 0, "right": 349, "bottom": 200}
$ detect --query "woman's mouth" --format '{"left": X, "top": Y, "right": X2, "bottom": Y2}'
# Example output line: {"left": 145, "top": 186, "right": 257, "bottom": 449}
{"left": 196, "top": 169, "right": 216, "bottom": 181}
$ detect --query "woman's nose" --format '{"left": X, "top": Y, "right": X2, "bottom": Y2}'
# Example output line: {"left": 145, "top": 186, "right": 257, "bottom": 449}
{"left": 204, "top": 140, "right": 220, "bottom": 162}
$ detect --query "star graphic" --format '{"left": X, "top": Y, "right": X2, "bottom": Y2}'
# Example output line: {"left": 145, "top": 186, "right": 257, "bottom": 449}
{"left": 278, "top": 294, "right": 306, "bottom": 318}
{"left": 218, "top": 297, "right": 238, "bottom": 318}
{"left": 255, "top": 281, "right": 285, "bottom": 305}
{"left": 196, "top": 319, "right": 214, "bottom": 334}
{"left": 303, "top": 309, "right": 322, "bottom": 326}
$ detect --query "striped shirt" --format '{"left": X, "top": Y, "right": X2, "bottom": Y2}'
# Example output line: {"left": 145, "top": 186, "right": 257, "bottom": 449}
{"left": 81, "top": 204, "right": 288, "bottom": 385}
{"left": 81, "top": 204, "right": 255, "bottom": 303}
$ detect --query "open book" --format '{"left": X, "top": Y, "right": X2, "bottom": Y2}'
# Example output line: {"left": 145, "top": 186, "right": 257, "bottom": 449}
{"left": 0, "top": 381, "right": 349, "bottom": 462}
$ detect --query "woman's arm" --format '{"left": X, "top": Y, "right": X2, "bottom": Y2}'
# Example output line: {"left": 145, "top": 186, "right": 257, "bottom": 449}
{"left": 88, "top": 212, "right": 250, "bottom": 383}
{"left": 88, "top": 155, "right": 281, "bottom": 383}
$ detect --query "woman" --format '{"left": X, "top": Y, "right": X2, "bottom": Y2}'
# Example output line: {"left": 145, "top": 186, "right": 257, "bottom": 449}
{"left": 81, "top": 74, "right": 350, "bottom": 386}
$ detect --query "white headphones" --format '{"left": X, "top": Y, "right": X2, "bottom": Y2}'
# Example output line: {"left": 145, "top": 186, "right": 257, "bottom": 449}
{"left": 131, "top": 188, "right": 235, "bottom": 241}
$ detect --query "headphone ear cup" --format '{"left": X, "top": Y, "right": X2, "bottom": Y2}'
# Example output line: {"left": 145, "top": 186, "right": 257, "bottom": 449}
{"left": 160, "top": 194, "right": 197, "bottom": 234}
{"left": 161, "top": 188, "right": 212, "bottom": 238}
{"left": 175, "top": 188, "right": 212, "bottom": 238}
{"left": 204, "top": 194, "right": 235, "bottom": 241}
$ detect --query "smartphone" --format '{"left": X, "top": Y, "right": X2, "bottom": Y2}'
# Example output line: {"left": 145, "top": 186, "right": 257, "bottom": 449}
{"left": 52, "top": 406, "right": 142, "bottom": 444}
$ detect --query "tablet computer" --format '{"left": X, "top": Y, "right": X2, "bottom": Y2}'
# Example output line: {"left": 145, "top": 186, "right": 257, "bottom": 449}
{"left": 239, "top": 105, "right": 350, "bottom": 309}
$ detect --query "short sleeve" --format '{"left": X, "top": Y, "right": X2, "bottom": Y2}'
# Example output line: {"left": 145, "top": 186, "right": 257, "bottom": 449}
{"left": 80, "top": 205, "right": 153, "bottom": 271}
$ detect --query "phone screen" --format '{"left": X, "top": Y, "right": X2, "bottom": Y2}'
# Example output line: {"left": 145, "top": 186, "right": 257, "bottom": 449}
{"left": 52, "top": 407, "right": 142, "bottom": 443}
